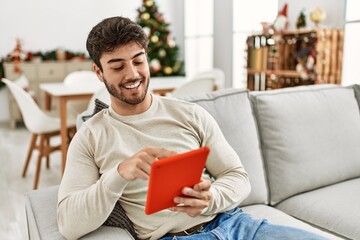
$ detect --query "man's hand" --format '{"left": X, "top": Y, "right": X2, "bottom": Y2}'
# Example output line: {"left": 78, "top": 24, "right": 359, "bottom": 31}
{"left": 169, "top": 180, "right": 212, "bottom": 217}
{"left": 117, "top": 147, "right": 177, "bottom": 181}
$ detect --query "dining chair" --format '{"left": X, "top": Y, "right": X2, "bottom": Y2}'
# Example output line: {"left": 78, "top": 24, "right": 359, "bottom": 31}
{"left": 2, "top": 78, "right": 76, "bottom": 189}
{"left": 191, "top": 68, "right": 225, "bottom": 90}
{"left": 63, "top": 70, "right": 102, "bottom": 119}
{"left": 169, "top": 68, "right": 225, "bottom": 98}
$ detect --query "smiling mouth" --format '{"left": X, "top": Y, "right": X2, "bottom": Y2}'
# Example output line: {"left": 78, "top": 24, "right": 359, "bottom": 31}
{"left": 122, "top": 80, "right": 142, "bottom": 90}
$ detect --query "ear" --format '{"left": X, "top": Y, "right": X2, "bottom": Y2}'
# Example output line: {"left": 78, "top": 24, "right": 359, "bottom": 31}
{"left": 93, "top": 63, "right": 104, "bottom": 82}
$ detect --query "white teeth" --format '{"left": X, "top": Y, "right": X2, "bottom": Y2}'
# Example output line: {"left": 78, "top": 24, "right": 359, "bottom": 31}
{"left": 123, "top": 80, "right": 141, "bottom": 89}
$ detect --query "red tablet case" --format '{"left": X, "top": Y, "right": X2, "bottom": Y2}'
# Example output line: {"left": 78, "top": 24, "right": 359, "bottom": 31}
{"left": 145, "top": 146, "right": 210, "bottom": 215}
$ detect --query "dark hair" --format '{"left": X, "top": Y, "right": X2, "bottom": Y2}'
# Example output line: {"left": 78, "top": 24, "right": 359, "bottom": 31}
{"left": 86, "top": 16, "right": 149, "bottom": 71}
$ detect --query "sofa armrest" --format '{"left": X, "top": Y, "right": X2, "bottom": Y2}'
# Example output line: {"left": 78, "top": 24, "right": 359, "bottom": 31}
{"left": 25, "top": 185, "right": 134, "bottom": 240}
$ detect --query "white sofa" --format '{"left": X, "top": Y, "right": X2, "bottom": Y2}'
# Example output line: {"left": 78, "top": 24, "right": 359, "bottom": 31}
{"left": 25, "top": 84, "right": 360, "bottom": 239}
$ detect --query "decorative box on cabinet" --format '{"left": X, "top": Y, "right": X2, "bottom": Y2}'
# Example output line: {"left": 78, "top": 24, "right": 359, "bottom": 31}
{"left": 4, "top": 60, "right": 93, "bottom": 128}
{"left": 246, "top": 29, "right": 344, "bottom": 91}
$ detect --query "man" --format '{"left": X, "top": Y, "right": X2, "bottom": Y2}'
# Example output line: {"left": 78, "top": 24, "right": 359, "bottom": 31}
{"left": 57, "top": 16, "right": 327, "bottom": 240}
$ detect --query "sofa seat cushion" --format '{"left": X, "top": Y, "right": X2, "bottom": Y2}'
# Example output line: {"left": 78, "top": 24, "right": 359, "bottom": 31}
{"left": 242, "top": 204, "right": 342, "bottom": 240}
{"left": 251, "top": 85, "right": 360, "bottom": 205}
{"left": 276, "top": 178, "right": 360, "bottom": 240}
{"left": 181, "top": 88, "right": 267, "bottom": 206}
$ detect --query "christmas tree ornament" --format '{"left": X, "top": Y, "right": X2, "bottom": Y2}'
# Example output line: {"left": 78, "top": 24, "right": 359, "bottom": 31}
{"left": 167, "top": 35, "right": 176, "bottom": 48}
{"left": 150, "top": 59, "right": 161, "bottom": 73}
{"left": 163, "top": 66, "right": 172, "bottom": 75}
{"left": 273, "top": 3, "right": 289, "bottom": 33}
{"left": 158, "top": 49, "right": 166, "bottom": 57}
{"left": 141, "top": 13, "right": 150, "bottom": 20}
{"left": 145, "top": 0, "right": 153, "bottom": 7}
{"left": 151, "top": 35, "right": 159, "bottom": 43}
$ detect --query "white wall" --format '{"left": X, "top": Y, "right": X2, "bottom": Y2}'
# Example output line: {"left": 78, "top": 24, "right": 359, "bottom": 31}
{"left": 0, "top": 0, "right": 183, "bottom": 122}
{"left": 278, "top": 0, "right": 346, "bottom": 30}
{"left": 0, "top": 0, "right": 183, "bottom": 58}
{"left": 0, "top": 0, "right": 348, "bottom": 122}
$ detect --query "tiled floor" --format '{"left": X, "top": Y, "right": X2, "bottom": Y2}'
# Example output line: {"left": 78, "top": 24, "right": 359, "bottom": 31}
{"left": 0, "top": 122, "right": 62, "bottom": 240}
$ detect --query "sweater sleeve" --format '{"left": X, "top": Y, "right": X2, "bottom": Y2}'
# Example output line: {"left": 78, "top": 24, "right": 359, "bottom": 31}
{"left": 193, "top": 106, "right": 251, "bottom": 215}
{"left": 57, "top": 126, "right": 129, "bottom": 240}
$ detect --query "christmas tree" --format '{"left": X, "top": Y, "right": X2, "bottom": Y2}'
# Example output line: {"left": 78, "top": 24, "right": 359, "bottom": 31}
{"left": 136, "top": 0, "right": 184, "bottom": 77}
{"left": 296, "top": 10, "right": 307, "bottom": 29}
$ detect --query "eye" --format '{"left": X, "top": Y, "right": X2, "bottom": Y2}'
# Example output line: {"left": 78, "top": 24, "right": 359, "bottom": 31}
{"left": 112, "top": 65, "right": 124, "bottom": 71}
{"left": 134, "top": 61, "right": 143, "bottom": 65}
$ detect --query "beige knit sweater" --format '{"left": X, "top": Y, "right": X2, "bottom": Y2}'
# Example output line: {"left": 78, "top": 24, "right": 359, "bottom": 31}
{"left": 57, "top": 95, "right": 250, "bottom": 240}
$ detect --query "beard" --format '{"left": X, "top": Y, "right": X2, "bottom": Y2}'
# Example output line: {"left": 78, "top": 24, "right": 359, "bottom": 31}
{"left": 103, "top": 76, "right": 149, "bottom": 105}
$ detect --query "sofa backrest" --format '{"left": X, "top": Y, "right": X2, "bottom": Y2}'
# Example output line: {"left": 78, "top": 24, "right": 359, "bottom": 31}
{"left": 251, "top": 85, "right": 360, "bottom": 205}
{"left": 182, "top": 88, "right": 268, "bottom": 206}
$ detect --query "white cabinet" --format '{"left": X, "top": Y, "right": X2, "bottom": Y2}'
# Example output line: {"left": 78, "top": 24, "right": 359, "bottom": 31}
{"left": 4, "top": 60, "right": 93, "bottom": 128}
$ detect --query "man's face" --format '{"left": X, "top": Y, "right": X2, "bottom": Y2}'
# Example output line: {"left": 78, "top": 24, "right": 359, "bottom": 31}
{"left": 96, "top": 42, "right": 150, "bottom": 106}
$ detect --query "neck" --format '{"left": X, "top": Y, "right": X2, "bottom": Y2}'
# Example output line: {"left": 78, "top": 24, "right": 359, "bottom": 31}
{"left": 112, "top": 93, "right": 152, "bottom": 116}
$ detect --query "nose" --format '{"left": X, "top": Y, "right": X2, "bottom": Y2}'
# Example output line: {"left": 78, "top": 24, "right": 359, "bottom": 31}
{"left": 124, "top": 64, "right": 140, "bottom": 81}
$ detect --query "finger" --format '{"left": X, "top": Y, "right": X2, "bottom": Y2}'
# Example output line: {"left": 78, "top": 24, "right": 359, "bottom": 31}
{"left": 143, "top": 146, "right": 178, "bottom": 159}
{"left": 169, "top": 205, "right": 202, "bottom": 217}
{"left": 182, "top": 187, "right": 204, "bottom": 199}
{"left": 136, "top": 151, "right": 157, "bottom": 165}
{"left": 193, "top": 180, "right": 211, "bottom": 191}
{"left": 137, "top": 160, "right": 152, "bottom": 177}
{"left": 133, "top": 168, "right": 150, "bottom": 180}
{"left": 174, "top": 195, "right": 208, "bottom": 207}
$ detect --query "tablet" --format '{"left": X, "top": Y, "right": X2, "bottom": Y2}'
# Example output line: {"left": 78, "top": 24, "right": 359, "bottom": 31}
{"left": 145, "top": 146, "right": 210, "bottom": 215}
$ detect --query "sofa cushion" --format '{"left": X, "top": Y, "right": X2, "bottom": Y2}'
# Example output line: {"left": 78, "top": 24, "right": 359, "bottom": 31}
{"left": 182, "top": 88, "right": 268, "bottom": 206}
{"left": 276, "top": 178, "right": 360, "bottom": 240}
{"left": 251, "top": 85, "right": 360, "bottom": 205}
{"left": 25, "top": 185, "right": 134, "bottom": 240}
{"left": 242, "top": 204, "right": 341, "bottom": 240}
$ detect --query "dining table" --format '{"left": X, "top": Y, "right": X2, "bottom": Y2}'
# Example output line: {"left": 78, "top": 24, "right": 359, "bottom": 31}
{"left": 39, "top": 82, "right": 102, "bottom": 174}
{"left": 39, "top": 76, "right": 189, "bottom": 174}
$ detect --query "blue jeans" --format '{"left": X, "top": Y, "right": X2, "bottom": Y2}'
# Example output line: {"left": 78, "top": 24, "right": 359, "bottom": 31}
{"left": 160, "top": 208, "right": 329, "bottom": 240}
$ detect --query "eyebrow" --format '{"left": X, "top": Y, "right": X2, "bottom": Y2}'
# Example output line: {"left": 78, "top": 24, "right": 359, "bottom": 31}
{"left": 107, "top": 51, "right": 145, "bottom": 64}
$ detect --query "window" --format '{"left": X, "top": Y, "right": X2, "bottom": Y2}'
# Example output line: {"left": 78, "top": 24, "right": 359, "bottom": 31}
{"left": 184, "top": 0, "right": 214, "bottom": 78}
{"left": 342, "top": 0, "right": 360, "bottom": 86}
{"left": 233, "top": 1, "right": 277, "bottom": 89}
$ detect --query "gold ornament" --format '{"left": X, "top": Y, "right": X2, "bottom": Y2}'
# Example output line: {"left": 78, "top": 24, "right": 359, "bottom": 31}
{"left": 158, "top": 49, "right": 166, "bottom": 57}
{"left": 164, "top": 67, "right": 172, "bottom": 75}
{"left": 145, "top": 0, "right": 153, "bottom": 7}
{"left": 151, "top": 35, "right": 159, "bottom": 43}
{"left": 310, "top": 8, "right": 326, "bottom": 26}
{"left": 141, "top": 13, "right": 150, "bottom": 20}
